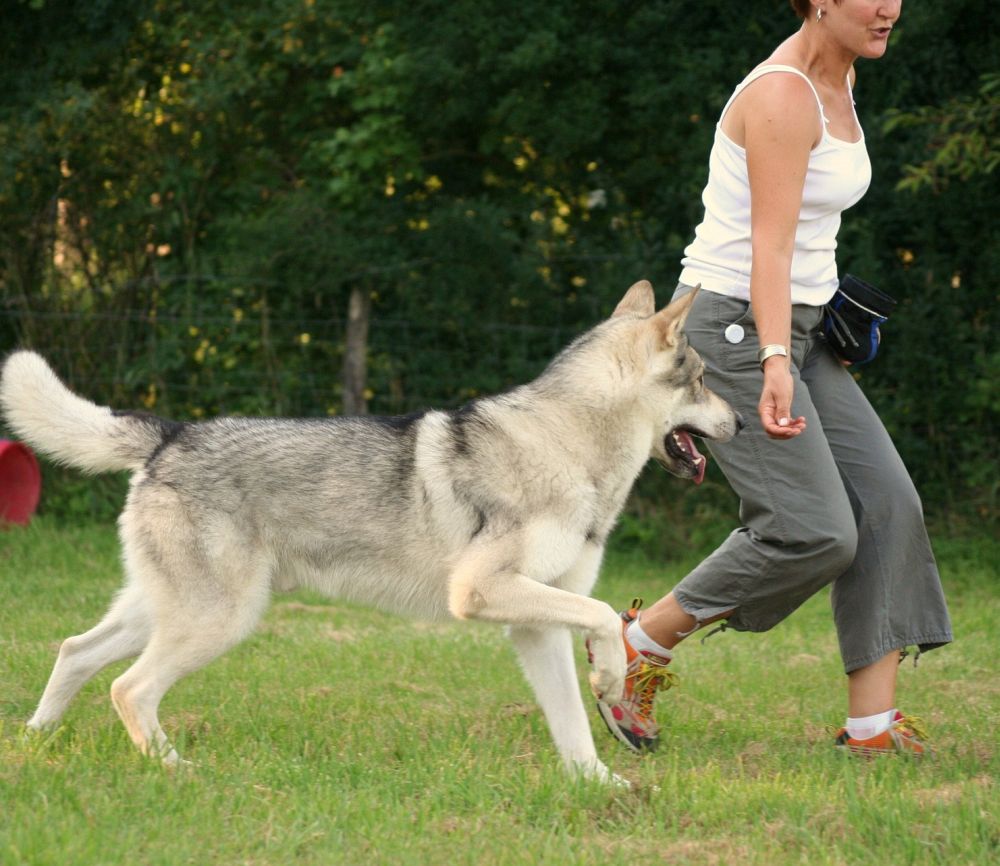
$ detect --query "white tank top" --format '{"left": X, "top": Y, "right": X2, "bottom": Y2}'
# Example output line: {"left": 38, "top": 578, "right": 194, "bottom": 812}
{"left": 678, "top": 64, "right": 871, "bottom": 306}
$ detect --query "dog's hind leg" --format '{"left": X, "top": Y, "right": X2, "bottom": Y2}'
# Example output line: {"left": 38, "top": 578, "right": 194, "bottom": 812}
{"left": 28, "top": 583, "right": 152, "bottom": 731}
{"left": 507, "top": 625, "right": 610, "bottom": 781}
{"left": 108, "top": 561, "right": 271, "bottom": 764}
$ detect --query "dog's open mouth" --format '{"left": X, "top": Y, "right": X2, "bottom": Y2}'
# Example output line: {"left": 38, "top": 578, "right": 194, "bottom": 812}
{"left": 664, "top": 427, "right": 708, "bottom": 485}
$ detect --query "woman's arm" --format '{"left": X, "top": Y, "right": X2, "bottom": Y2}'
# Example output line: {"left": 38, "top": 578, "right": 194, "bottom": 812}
{"left": 741, "top": 73, "right": 819, "bottom": 439}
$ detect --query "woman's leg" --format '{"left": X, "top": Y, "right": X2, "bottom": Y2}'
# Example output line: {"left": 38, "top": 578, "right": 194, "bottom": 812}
{"left": 798, "top": 343, "right": 953, "bottom": 673}
{"left": 847, "top": 649, "right": 899, "bottom": 717}
{"left": 640, "top": 598, "right": 904, "bottom": 714}
{"left": 629, "top": 588, "right": 905, "bottom": 717}
{"left": 630, "top": 592, "right": 731, "bottom": 652}
{"left": 839, "top": 649, "right": 927, "bottom": 755}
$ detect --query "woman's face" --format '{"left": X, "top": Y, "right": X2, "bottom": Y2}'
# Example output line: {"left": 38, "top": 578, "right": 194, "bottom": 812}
{"left": 822, "top": 0, "right": 902, "bottom": 59}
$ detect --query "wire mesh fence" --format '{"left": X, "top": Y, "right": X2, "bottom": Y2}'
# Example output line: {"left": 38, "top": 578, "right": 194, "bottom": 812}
{"left": 0, "top": 289, "right": 583, "bottom": 421}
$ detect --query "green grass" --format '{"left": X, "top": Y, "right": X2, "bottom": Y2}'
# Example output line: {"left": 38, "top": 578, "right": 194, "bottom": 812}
{"left": 1, "top": 520, "right": 997, "bottom": 865}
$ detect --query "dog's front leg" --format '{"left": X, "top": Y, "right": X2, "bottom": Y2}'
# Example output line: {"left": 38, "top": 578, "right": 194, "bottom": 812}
{"left": 448, "top": 546, "right": 625, "bottom": 706}
{"left": 507, "top": 625, "right": 611, "bottom": 781}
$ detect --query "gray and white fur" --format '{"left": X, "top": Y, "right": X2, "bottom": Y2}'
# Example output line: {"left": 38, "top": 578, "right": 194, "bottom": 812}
{"left": 0, "top": 281, "right": 741, "bottom": 782}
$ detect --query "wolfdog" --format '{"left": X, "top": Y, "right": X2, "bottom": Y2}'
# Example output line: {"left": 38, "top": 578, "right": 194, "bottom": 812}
{"left": 0, "top": 281, "right": 741, "bottom": 782}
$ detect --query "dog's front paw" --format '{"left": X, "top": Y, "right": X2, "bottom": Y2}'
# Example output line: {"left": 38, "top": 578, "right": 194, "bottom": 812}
{"left": 588, "top": 667, "right": 625, "bottom": 704}
{"left": 586, "top": 608, "right": 627, "bottom": 702}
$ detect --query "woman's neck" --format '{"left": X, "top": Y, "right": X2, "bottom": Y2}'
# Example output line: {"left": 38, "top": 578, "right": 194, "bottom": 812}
{"left": 771, "top": 26, "right": 857, "bottom": 88}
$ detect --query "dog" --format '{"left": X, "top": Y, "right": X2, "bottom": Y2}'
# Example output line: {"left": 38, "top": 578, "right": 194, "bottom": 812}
{"left": 0, "top": 281, "right": 741, "bottom": 781}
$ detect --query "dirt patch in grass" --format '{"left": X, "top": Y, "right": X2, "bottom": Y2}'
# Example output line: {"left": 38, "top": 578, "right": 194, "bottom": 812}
{"left": 911, "top": 774, "right": 993, "bottom": 807}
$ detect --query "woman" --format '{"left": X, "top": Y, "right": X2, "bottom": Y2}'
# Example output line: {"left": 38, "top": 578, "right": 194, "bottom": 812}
{"left": 596, "top": 0, "right": 952, "bottom": 756}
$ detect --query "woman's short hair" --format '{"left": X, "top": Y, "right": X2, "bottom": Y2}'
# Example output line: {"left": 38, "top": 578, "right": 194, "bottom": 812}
{"left": 790, "top": 0, "right": 842, "bottom": 17}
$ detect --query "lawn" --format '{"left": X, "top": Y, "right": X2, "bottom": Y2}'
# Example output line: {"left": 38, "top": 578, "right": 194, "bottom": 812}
{"left": 1, "top": 520, "right": 997, "bottom": 865}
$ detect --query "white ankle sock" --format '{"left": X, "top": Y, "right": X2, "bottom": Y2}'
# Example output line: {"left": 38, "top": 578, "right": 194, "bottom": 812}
{"left": 625, "top": 616, "right": 673, "bottom": 661}
{"left": 846, "top": 708, "right": 896, "bottom": 740}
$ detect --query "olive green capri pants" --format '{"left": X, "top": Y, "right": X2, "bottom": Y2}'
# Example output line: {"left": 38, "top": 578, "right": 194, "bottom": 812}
{"left": 671, "top": 285, "right": 952, "bottom": 673}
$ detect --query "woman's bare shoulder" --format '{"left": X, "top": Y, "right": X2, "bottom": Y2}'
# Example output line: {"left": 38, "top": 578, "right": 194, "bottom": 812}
{"left": 723, "top": 67, "right": 820, "bottom": 147}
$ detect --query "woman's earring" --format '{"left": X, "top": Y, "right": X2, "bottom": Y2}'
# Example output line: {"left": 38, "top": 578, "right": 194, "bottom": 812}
{"left": 817, "top": 7, "right": 824, "bottom": 20}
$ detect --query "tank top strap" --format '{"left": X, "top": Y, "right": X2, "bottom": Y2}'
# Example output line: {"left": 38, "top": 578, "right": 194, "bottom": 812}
{"left": 720, "top": 64, "right": 828, "bottom": 127}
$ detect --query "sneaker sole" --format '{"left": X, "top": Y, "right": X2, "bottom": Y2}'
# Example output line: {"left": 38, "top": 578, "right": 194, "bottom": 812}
{"left": 834, "top": 743, "right": 926, "bottom": 758}
{"left": 595, "top": 701, "right": 657, "bottom": 754}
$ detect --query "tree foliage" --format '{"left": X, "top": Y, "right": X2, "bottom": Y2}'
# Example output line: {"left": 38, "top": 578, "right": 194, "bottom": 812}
{"left": 0, "top": 0, "right": 996, "bottom": 526}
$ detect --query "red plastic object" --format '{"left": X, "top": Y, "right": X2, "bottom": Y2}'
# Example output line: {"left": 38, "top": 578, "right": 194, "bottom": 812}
{"left": 0, "top": 439, "right": 42, "bottom": 526}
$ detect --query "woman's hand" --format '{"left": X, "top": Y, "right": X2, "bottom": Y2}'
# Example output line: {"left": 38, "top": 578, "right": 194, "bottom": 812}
{"left": 758, "top": 360, "right": 806, "bottom": 439}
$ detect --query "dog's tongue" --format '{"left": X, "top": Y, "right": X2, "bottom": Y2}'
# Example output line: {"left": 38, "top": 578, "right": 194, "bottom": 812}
{"left": 676, "top": 430, "right": 707, "bottom": 485}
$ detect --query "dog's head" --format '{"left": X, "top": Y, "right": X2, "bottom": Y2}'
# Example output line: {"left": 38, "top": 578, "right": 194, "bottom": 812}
{"left": 611, "top": 281, "right": 744, "bottom": 484}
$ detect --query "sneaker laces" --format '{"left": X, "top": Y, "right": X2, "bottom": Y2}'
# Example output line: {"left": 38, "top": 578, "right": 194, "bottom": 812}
{"left": 627, "top": 659, "right": 679, "bottom": 719}
{"left": 623, "top": 597, "right": 680, "bottom": 718}
{"left": 895, "top": 713, "right": 929, "bottom": 742}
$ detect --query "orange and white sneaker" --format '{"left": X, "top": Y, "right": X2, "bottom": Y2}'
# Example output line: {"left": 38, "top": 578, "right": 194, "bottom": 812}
{"left": 833, "top": 711, "right": 929, "bottom": 757}
{"left": 591, "top": 599, "right": 678, "bottom": 753}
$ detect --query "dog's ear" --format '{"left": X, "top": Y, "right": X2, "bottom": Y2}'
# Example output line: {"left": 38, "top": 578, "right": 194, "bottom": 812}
{"left": 653, "top": 285, "right": 699, "bottom": 345}
{"left": 612, "top": 280, "right": 656, "bottom": 318}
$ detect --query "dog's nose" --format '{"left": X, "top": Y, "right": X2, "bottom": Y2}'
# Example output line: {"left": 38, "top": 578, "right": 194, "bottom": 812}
{"left": 735, "top": 411, "right": 746, "bottom": 433}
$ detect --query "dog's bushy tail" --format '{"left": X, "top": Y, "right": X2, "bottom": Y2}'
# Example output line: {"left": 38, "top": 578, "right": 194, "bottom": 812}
{"left": 0, "top": 350, "right": 175, "bottom": 474}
